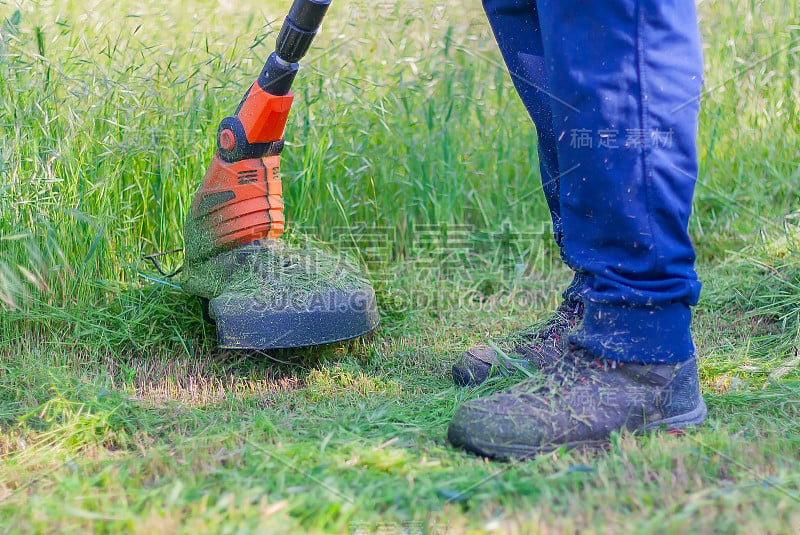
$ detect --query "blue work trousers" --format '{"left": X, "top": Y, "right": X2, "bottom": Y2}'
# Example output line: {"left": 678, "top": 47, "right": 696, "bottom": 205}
{"left": 483, "top": 0, "right": 704, "bottom": 363}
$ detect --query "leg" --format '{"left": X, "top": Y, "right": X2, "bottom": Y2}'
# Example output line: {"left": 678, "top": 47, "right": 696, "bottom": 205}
{"left": 452, "top": 0, "right": 587, "bottom": 387}
{"left": 482, "top": 0, "right": 588, "bottom": 305}
{"left": 448, "top": 0, "right": 707, "bottom": 456}
{"left": 535, "top": 0, "right": 704, "bottom": 363}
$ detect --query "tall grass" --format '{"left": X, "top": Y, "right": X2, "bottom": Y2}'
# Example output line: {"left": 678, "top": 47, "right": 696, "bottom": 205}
{"left": 1, "top": 0, "right": 797, "bottom": 316}
{"left": 0, "top": 0, "right": 553, "bottom": 333}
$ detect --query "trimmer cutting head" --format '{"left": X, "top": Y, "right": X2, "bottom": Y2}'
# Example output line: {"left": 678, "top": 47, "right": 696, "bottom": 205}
{"left": 208, "top": 287, "right": 379, "bottom": 349}
{"left": 180, "top": 0, "right": 379, "bottom": 349}
{"left": 183, "top": 241, "right": 379, "bottom": 350}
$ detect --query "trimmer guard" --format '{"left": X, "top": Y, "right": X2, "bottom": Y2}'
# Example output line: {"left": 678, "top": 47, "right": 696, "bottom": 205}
{"left": 208, "top": 286, "right": 379, "bottom": 349}
{"left": 183, "top": 240, "right": 379, "bottom": 350}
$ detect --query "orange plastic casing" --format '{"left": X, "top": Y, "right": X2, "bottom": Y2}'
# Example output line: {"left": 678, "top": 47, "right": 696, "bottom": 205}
{"left": 238, "top": 83, "right": 294, "bottom": 144}
{"left": 187, "top": 154, "right": 285, "bottom": 258}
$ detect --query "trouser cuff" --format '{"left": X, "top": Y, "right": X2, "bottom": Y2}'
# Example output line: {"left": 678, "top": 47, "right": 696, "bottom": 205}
{"left": 569, "top": 301, "right": 694, "bottom": 364}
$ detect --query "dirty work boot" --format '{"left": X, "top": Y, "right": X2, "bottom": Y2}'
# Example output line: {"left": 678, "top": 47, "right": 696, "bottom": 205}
{"left": 452, "top": 301, "right": 584, "bottom": 386}
{"left": 447, "top": 347, "right": 707, "bottom": 460}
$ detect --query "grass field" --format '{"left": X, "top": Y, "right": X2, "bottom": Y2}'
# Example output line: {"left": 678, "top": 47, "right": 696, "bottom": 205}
{"left": 1, "top": 0, "right": 799, "bottom": 532}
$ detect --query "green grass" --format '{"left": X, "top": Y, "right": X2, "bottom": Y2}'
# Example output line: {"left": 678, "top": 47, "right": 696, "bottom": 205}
{"left": 1, "top": 0, "right": 799, "bottom": 532}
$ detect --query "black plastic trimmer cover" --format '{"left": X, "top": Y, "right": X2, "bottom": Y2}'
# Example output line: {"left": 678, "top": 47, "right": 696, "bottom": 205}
{"left": 182, "top": 241, "right": 379, "bottom": 350}
{"left": 207, "top": 286, "right": 379, "bottom": 349}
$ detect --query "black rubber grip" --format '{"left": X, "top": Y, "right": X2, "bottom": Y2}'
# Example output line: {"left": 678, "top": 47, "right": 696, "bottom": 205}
{"left": 275, "top": 20, "right": 315, "bottom": 63}
{"left": 275, "top": 0, "right": 330, "bottom": 62}
{"left": 287, "top": 0, "right": 331, "bottom": 32}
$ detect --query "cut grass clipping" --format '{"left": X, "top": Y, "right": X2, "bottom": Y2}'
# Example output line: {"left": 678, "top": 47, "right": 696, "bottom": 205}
{"left": 180, "top": 238, "right": 371, "bottom": 308}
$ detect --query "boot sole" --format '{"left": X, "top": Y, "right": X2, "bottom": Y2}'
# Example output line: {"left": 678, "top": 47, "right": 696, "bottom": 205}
{"left": 643, "top": 397, "right": 708, "bottom": 431}
{"left": 451, "top": 398, "right": 708, "bottom": 462}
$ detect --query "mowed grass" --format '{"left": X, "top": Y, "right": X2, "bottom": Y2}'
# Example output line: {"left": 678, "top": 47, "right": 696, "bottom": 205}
{"left": 1, "top": 0, "right": 799, "bottom": 532}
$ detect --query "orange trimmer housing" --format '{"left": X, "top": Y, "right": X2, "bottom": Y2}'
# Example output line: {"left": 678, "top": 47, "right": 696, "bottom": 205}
{"left": 192, "top": 153, "right": 286, "bottom": 249}
{"left": 186, "top": 0, "right": 330, "bottom": 263}
{"left": 186, "top": 86, "right": 294, "bottom": 259}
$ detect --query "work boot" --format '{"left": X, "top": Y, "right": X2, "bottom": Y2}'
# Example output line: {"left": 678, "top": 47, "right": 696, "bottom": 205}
{"left": 452, "top": 301, "right": 584, "bottom": 386}
{"left": 447, "top": 347, "right": 707, "bottom": 460}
